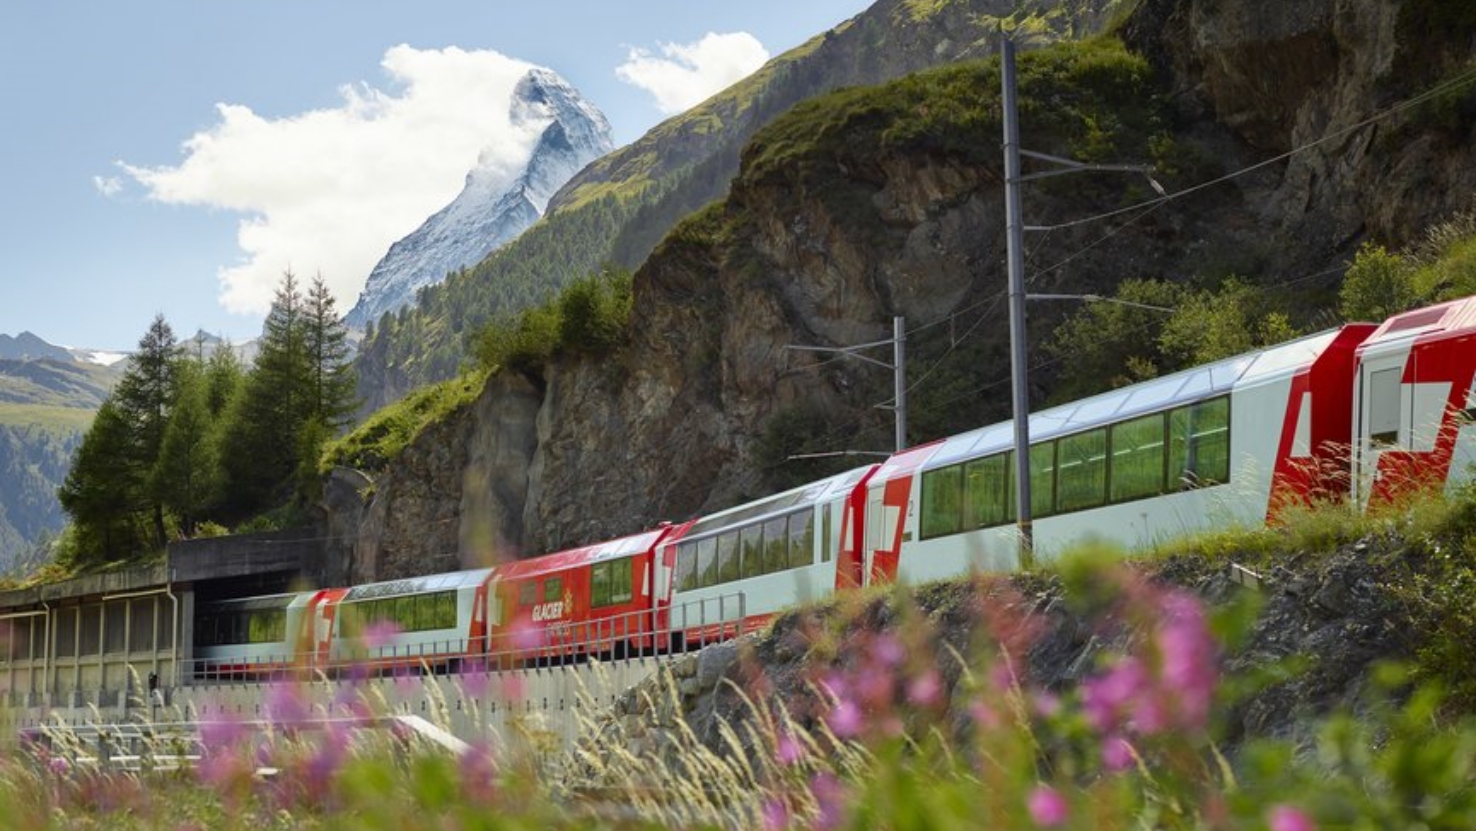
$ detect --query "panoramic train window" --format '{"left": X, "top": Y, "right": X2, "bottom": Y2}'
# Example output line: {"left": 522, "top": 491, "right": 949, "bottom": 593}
{"left": 789, "top": 511, "right": 815, "bottom": 568}
{"left": 544, "top": 577, "right": 563, "bottom": 602}
{"left": 697, "top": 537, "right": 717, "bottom": 588}
{"left": 1057, "top": 428, "right": 1107, "bottom": 513}
{"left": 519, "top": 581, "right": 537, "bottom": 607}
{"left": 921, "top": 465, "right": 964, "bottom": 539}
{"left": 1027, "top": 442, "right": 1057, "bottom": 519}
{"left": 338, "top": 591, "right": 456, "bottom": 635}
{"left": 1170, "top": 397, "right": 1230, "bottom": 487}
{"left": 918, "top": 395, "right": 1232, "bottom": 541}
{"left": 591, "top": 558, "right": 634, "bottom": 607}
{"left": 764, "top": 516, "right": 788, "bottom": 573}
{"left": 740, "top": 525, "right": 764, "bottom": 579}
{"left": 717, "top": 532, "right": 740, "bottom": 583}
{"left": 964, "top": 454, "right": 1011, "bottom": 529}
{"left": 1110, "top": 412, "right": 1167, "bottom": 502}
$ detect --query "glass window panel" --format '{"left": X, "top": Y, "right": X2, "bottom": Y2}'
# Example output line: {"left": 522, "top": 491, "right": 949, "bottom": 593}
{"left": 591, "top": 564, "right": 611, "bottom": 607}
{"left": 1110, "top": 412, "right": 1166, "bottom": 502}
{"left": 717, "top": 532, "right": 740, "bottom": 583}
{"left": 765, "top": 516, "right": 789, "bottom": 573}
{"left": 697, "top": 537, "right": 718, "bottom": 588}
{"left": 789, "top": 511, "right": 814, "bottom": 569}
{"left": 519, "top": 582, "right": 537, "bottom": 607}
{"left": 1170, "top": 397, "right": 1231, "bottom": 489}
{"left": 1057, "top": 429, "right": 1107, "bottom": 513}
{"left": 544, "top": 577, "right": 563, "bottom": 603}
{"left": 964, "top": 455, "right": 1010, "bottom": 528}
{"left": 1368, "top": 367, "right": 1402, "bottom": 445}
{"left": 677, "top": 542, "right": 698, "bottom": 591}
{"left": 612, "top": 558, "right": 633, "bottom": 604}
{"left": 740, "top": 525, "right": 764, "bottom": 578}
{"left": 920, "top": 465, "right": 964, "bottom": 539}
{"left": 821, "top": 504, "right": 834, "bottom": 563}
{"left": 1030, "top": 442, "right": 1057, "bottom": 518}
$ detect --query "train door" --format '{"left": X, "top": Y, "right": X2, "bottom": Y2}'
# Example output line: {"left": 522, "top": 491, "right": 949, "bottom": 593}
{"left": 1354, "top": 350, "right": 1411, "bottom": 509}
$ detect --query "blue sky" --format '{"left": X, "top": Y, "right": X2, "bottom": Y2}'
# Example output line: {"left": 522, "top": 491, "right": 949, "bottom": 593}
{"left": 0, "top": 1, "right": 873, "bottom": 352}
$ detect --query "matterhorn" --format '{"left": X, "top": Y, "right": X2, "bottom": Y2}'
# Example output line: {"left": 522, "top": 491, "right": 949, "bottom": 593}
{"left": 344, "top": 68, "right": 614, "bottom": 330}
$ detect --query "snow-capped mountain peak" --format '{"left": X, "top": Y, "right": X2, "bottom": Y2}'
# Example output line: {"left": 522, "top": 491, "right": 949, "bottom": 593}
{"left": 343, "top": 67, "right": 614, "bottom": 331}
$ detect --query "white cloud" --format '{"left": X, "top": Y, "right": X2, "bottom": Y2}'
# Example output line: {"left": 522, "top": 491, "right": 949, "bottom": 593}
{"left": 120, "top": 45, "right": 546, "bottom": 316}
{"left": 92, "top": 175, "right": 123, "bottom": 197}
{"left": 616, "top": 32, "right": 769, "bottom": 115}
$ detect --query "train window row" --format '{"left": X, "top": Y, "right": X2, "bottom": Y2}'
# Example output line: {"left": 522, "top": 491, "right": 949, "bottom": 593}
{"left": 675, "top": 509, "right": 816, "bottom": 592}
{"left": 920, "top": 396, "right": 1231, "bottom": 540}
{"left": 517, "top": 576, "right": 566, "bottom": 607}
{"left": 197, "top": 609, "right": 287, "bottom": 647}
{"left": 339, "top": 591, "right": 457, "bottom": 635}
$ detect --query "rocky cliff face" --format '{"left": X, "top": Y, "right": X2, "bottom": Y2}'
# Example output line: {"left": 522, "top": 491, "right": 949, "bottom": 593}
{"left": 336, "top": 0, "right": 1476, "bottom": 578}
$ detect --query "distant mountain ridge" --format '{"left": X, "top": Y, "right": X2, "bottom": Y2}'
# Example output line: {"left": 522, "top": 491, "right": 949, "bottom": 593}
{"left": 343, "top": 68, "right": 614, "bottom": 331}
{"left": 0, "top": 330, "right": 127, "bottom": 572}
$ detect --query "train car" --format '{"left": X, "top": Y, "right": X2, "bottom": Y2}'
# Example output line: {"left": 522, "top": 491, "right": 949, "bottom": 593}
{"left": 193, "top": 591, "right": 316, "bottom": 680}
{"left": 1352, "top": 296, "right": 1476, "bottom": 507}
{"left": 486, "top": 528, "right": 684, "bottom": 663}
{"left": 868, "top": 324, "right": 1377, "bottom": 583}
{"left": 310, "top": 569, "right": 495, "bottom": 674}
{"left": 660, "top": 465, "right": 878, "bottom": 646}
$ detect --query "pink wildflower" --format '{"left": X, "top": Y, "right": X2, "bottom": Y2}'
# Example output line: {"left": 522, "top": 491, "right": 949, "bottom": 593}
{"left": 47, "top": 756, "right": 70, "bottom": 776}
{"left": 264, "top": 682, "right": 312, "bottom": 729}
{"left": 968, "top": 700, "right": 1001, "bottom": 730}
{"left": 1267, "top": 805, "right": 1316, "bottom": 831}
{"left": 906, "top": 669, "right": 943, "bottom": 708}
{"left": 827, "top": 698, "right": 863, "bottom": 738}
{"left": 775, "top": 732, "right": 805, "bottom": 765}
{"left": 362, "top": 620, "right": 402, "bottom": 651}
{"left": 1101, "top": 734, "right": 1134, "bottom": 772}
{"left": 762, "top": 797, "right": 790, "bottom": 831}
{"left": 1156, "top": 591, "right": 1218, "bottom": 731}
{"left": 871, "top": 634, "right": 905, "bottom": 668}
{"left": 809, "top": 773, "right": 846, "bottom": 831}
{"left": 1026, "top": 784, "right": 1069, "bottom": 827}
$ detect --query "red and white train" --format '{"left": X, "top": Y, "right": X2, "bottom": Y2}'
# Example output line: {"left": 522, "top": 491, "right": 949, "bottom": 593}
{"left": 193, "top": 295, "right": 1476, "bottom": 678}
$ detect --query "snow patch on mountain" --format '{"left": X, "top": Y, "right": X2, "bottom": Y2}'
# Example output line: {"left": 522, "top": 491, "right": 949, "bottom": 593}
{"left": 344, "top": 68, "right": 614, "bottom": 330}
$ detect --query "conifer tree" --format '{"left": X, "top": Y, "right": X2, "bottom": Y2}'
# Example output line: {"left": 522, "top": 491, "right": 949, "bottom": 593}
{"left": 111, "top": 314, "right": 181, "bottom": 549}
{"left": 304, "top": 274, "right": 357, "bottom": 430}
{"left": 57, "top": 400, "right": 148, "bottom": 564}
{"left": 220, "top": 270, "right": 314, "bottom": 514}
{"left": 152, "top": 359, "right": 219, "bottom": 537}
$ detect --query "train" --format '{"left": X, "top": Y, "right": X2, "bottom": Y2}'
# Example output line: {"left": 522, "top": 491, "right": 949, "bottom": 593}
{"left": 193, "top": 294, "right": 1476, "bottom": 679}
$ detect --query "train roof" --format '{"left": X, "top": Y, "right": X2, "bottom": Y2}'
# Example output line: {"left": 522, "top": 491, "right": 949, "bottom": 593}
{"left": 340, "top": 568, "right": 495, "bottom": 603}
{"left": 1358, "top": 295, "right": 1476, "bottom": 353}
{"left": 492, "top": 528, "right": 673, "bottom": 581}
{"left": 918, "top": 326, "right": 1350, "bottom": 473}
{"left": 678, "top": 465, "right": 876, "bottom": 542}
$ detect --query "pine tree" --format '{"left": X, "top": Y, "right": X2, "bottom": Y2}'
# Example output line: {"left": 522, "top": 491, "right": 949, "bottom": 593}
{"left": 152, "top": 359, "right": 220, "bottom": 537}
{"left": 57, "top": 401, "right": 148, "bottom": 564}
{"left": 304, "top": 274, "right": 358, "bottom": 430}
{"left": 220, "top": 270, "right": 314, "bottom": 514}
{"left": 111, "top": 314, "right": 180, "bottom": 550}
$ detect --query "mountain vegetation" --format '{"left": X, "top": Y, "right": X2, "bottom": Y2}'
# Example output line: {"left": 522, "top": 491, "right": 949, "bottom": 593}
{"left": 55, "top": 272, "right": 356, "bottom": 570}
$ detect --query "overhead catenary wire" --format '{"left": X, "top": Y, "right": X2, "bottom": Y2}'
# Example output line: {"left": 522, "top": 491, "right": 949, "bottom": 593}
{"left": 771, "top": 63, "right": 1476, "bottom": 465}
